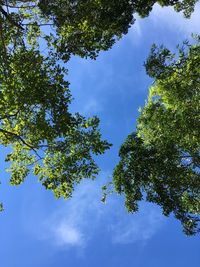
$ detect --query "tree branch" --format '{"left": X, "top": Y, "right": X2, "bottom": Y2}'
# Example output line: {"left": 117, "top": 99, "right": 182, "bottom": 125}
{"left": 0, "top": 15, "right": 9, "bottom": 76}
{"left": 0, "top": 128, "right": 43, "bottom": 159}
{"left": 0, "top": 110, "right": 20, "bottom": 120}
{"left": 0, "top": 6, "right": 24, "bottom": 30}
{"left": 22, "top": 23, "right": 54, "bottom": 27}
{"left": 3, "top": 4, "right": 37, "bottom": 9}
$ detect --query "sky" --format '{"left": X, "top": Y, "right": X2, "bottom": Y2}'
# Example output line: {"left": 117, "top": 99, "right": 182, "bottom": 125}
{"left": 0, "top": 3, "right": 200, "bottom": 267}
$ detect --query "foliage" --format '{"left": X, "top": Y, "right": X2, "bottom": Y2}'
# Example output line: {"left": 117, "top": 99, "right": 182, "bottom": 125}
{"left": 0, "top": 44, "right": 111, "bottom": 197}
{"left": 113, "top": 37, "right": 200, "bottom": 235}
{"left": 0, "top": 1, "right": 113, "bottom": 205}
{"left": 1, "top": 1, "right": 198, "bottom": 59}
{"left": 0, "top": 0, "right": 198, "bottom": 207}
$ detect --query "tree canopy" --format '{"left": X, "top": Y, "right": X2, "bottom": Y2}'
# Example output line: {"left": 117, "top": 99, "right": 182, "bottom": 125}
{"left": 0, "top": 0, "right": 116, "bottom": 205}
{"left": 0, "top": 1, "right": 198, "bottom": 59}
{"left": 0, "top": 1, "right": 199, "bottom": 212}
{"left": 113, "top": 37, "right": 200, "bottom": 235}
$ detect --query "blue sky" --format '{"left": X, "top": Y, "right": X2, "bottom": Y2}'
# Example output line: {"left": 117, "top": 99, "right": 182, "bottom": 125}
{"left": 0, "top": 3, "right": 200, "bottom": 267}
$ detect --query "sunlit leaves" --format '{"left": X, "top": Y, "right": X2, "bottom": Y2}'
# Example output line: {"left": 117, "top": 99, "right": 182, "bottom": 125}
{"left": 0, "top": 44, "right": 111, "bottom": 203}
{"left": 0, "top": 0, "right": 198, "bottom": 214}
{"left": 113, "top": 37, "right": 200, "bottom": 235}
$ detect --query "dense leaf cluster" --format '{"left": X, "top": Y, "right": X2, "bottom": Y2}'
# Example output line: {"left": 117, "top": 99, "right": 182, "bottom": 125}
{"left": 1, "top": 1, "right": 198, "bottom": 60}
{"left": 0, "top": 0, "right": 113, "bottom": 202}
{"left": 113, "top": 38, "right": 200, "bottom": 235}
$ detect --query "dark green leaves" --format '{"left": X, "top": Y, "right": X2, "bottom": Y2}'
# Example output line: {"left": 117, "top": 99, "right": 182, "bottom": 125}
{"left": 133, "top": 0, "right": 198, "bottom": 18}
{"left": 38, "top": 0, "right": 135, "bottom": 60}
{"left": 2, "top": 1, "right": 197, "bottom": 61}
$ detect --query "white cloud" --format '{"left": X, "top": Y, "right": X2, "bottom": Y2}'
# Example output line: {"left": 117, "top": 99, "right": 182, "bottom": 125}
{"left": 40, "top": 173, "right": 164, "bottom": 249}
{"left": 54, "top": 223, "right": 84, "bottom": 247}
{"left": 42, "top": 175, "right": 109, "bottom": 248}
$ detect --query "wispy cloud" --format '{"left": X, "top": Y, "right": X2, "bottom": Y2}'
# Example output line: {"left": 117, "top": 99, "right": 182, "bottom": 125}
{"left": 128, "top": 14, "right": 143, "bottom": 45}
{"left": 127, "top": 3, "right": 200, "bottom": 47}
{"left": 81, "top": 97, "right": 103, "bottom": 116}
{"left": 43, "top": 175, "right": 109, "bottom": 248}
{"left": 110, "top": 204, "right": 163, "bottom": 244}
{"left": 150, "top": 3, "right": 200, "bottom": 35}
{"left": 39, "top": 173, "right": 164, "bottom": 249}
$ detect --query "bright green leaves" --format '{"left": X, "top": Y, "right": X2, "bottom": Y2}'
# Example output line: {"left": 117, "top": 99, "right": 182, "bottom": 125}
{"left": 0, "top": 44, "right": 111, "bottom": 202}
{"left": 6, "top": 144, "right": 34, "bottom": 186}
{"left": 5, "top": 114, "right": 111, "bottom": 199}
{"left": 113, "top": 37, "right": 200, "bottom": 235}
{"left": 0, "top": 47, "right": 70, "bottom": 143}
{"left": 35, "top": 115, "right": 111, "bottom": 199}
{"left": 0, "top": 1, "right": 114, "bottom": 208}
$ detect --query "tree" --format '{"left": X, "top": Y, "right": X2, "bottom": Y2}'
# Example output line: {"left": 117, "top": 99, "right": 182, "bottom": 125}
{"left": 0, "top": 43, "right": 112, "bottom": 197}
{"left": 1, "top": 1, "right": 198, "bottom": 59}
{"left": 0, "top": 0, "right": 198, "bottom": 207}
{"left": 113, "top": 36, "right": 200, "bottom": 235}
{"left": 0, "top": 1, "right": 114, "bottom": 206}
